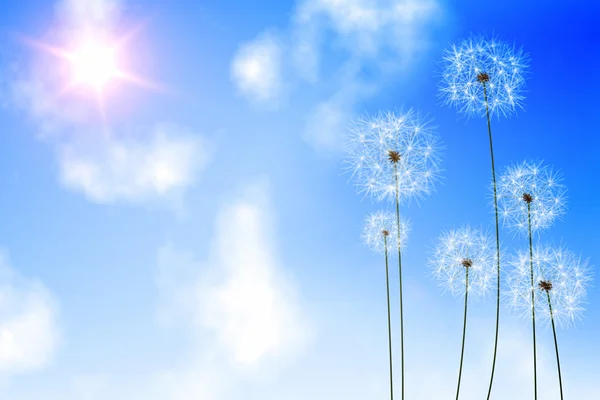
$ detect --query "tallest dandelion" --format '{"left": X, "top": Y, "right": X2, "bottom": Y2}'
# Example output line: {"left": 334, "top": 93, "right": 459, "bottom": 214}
{"left": 439, "top": 36, "right": 529, "bottom": 399}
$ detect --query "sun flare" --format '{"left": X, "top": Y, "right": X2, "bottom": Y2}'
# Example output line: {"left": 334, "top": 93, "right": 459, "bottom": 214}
{"left": 23, "top": 25, "right": 159, "bottom": 108}
{"left": 69, "top": 40, "right": 119, "bottom": 90}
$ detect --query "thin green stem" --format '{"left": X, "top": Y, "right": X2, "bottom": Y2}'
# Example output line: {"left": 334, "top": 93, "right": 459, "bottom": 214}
{"left": 456, "top": 268, "right": 469, "bottom": 400}
{"left": 484, "top": 82, "right": 502, "bottom": 400}
{"left": 528, "top": 203, "right": 538, "bottom": 400}
{"left": 546, "top": 291, "right": 564, "bottom": 400}
{"left": 384, "top": 235, "right": 395, "bottom": 400}
{"left": 393, "top": 163, "right": 405, "bottom": 400}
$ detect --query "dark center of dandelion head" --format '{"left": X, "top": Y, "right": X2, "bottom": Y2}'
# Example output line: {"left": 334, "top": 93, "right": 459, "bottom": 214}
{"left": 539, "top": 280, "right": 553, "bottom": 292}
{"left": 477, "top": 72, "right": 490, "bottom": 83}
{"left": 388, "top": 150, "right": 401, "bottom": 164}
{"left": 461, "top": 258, "right": 473, "bottom": 268}
{"left": 382, "top": 229, "right": 390, "bottom": 237}
{"left": 522, "top": 193, "right": 534, "bottom": 203}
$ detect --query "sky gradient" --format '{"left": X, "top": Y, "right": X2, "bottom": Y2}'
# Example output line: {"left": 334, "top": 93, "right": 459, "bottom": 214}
{"left": 0, "top": 0, "right": 599, "bottom": 399}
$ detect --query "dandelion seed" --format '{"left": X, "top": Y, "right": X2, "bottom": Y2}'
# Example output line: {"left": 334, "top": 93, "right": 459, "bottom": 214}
{"left": 362, "top": 211, "right": 411, "bottom": 255}
{"left": 362, "top": 211, "right": 411, "bottom": 400}
{"left": 344, "top": 109, "right": 444, "bottom": 205}
{"left": 429, "top": 226, "right": 496, "bottom": 400}
{"left": 507, "top": 244, "right": 592, "bottom": 400}
{"left": 439, "top": 35, "right": 529, "bottom": 119}
{"left": 430, "top": 226, "right": 496, "bottom": 300}
{"left": 497, "top": 160, "right": 567, "bottom": 237}
{"left": 507, "top": 245, "right": 591, "bottom": 328}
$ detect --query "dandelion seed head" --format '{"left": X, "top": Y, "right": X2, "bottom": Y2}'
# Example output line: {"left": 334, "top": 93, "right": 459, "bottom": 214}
{"left": 539, "top": 280, "right": 553, "bottom": 292}
{"left": 344, "top": 109, "right": 444, "bottom": 204}
{"left": 522, "top": 193, "right": 534, "bottom": 204}
{"left": 506, "top": 245, "right": 593, "bottom": 328}
{"left": 362, "top": 211, "right": 411, "bottom": 255}
{"left": 477, "top": 72, "right": 490, "bottom": 83}
{"left": 439, "top": 35, "right": 529, "bottom": 118}
{"left": 429, "top": 226, "right": 496, "bottom": 300}
{"left": 497, "top": 160, "right": 567, "bottom": 236}
{"left": 388, "top": 150, "right": 401, "bottom": 164}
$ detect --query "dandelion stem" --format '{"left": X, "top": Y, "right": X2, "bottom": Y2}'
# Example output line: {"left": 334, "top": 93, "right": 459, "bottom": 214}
{"left": 483, "top": 81, "right": 502, "bottom": 400}
{"left": 528, "top": 202, "right": 538, "bottom": 400}
{"left": 456, "top": 267, "right": 469, "bottom": 400}
{"left": 546, "top": 291, "right": 564, "bottom": 400}
{"left": 384, "top": 235, "right": 395, "bottom": 400}
{"left": 393, "top": 163, "right": 405, "bottom": 400}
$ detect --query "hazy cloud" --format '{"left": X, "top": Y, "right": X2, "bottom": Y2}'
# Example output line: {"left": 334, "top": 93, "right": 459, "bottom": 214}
{"left": 231, "top": 0, "right": 443, "bottom": 149}
{"left": 156, "top": 178, "right": 312, "bottom": 368}
{"left": 57, "top": 125, "right": 210, "bottom": 204}
{"left": 231, "top": 34, "right": 285, "bottom": 107}
{"left": 0, "top": 251, "right": 60, "bottom": 376}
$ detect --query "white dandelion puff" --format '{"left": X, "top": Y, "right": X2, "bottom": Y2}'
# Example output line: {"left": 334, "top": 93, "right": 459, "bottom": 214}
{"left": 429, "top": 226, "right": 497, "bottom": 300}
{"left": 429, "top": 226, "right": 497, "bottom": 399}
{"left": 439, "top": 35, "right": 529, "bottom": 119}
{"left": 506, "top": 244, "right": 593, "bottom": 328}
{"left": 362, "top": 211, "right": 411, "bottom": 255}
{"left": 361, "top": 210, "right": 410, "bottom": 400}
{"left": 497, "top": 160, "right": 567, "bottom": 237}
{"left": 344, "top": 109, "right": 444, "bottom": 204}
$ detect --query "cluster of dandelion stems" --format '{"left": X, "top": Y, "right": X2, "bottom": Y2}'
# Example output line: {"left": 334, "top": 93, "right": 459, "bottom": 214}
{"left": 478, "top": 71, "right": 503, "bottom": 400}
{"left": 434, "top": 35, "right": 587, "bottom": 400}
{"left": 351, "top": 36, "right": 586, "bottom": 400}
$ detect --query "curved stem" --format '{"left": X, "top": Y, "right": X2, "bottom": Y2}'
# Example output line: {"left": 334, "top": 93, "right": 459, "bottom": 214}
{"left": 528, "top": 203, "right": 538, "bottom": 400}
{"left": 484, "top": 82, "right": 502, "bottom": 400}
{"left": 546, "top": 291, "right": 564, "bottom": 400}
{"left": 393, "top": 163, "right": 405, "bottom": 400}
{"left": 456, "top": 268, "right": 469, "bottom": 400}
{"left": 384, "top": 235, "right": 395, "bottom": 400}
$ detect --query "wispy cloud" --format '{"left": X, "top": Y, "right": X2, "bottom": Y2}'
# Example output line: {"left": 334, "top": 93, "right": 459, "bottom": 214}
{"left": 200, "top": 179, "right": 311, "bottom": 366}
{"left": 231, "top": 33, "right": 285, "bottom": 108}
{"left": 7, "top": 0, "right": 210, "bottom": 206}
{"left": 230, "top": 0, "right": 443, "bottom": 149}
{"left": 57, "top": 124, "right": 210, "bottom": 205}
{"left": 156, "top": 178, "right": 312, "bottom": 368}
{"left": 0, "top": 250, "right": 60, "bottom": 377}
{"left": 151, "top": 178, "right": 313, "bottom": 398}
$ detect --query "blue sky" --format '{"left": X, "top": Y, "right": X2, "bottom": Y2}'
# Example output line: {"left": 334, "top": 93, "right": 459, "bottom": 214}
{"left": 0, "top": 0, "right": 598, "bottom": 399}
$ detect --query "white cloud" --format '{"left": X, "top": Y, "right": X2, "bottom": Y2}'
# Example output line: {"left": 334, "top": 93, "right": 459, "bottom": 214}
{"left": 296, "top": 0, "right": 440, "bottom": 60}
{"left": 57, "top": 124, "right": 210, "bottom": 204}
{"left": 0, "top": 251, "right": 60, "bottom": 376}
{"left": 156, "top": 178, "right": 311, "bottom": 369}
{"left": 149, "top": 178, "right": 312, "bottom": 399}
{"left": 200, "top": 180, "right": 311, "bottom": 366}
{"left": 231, "top": 34, "right": 285, "bottom": 107}
{"left": 231, "top": 0, "right": 443, "bottom": 149}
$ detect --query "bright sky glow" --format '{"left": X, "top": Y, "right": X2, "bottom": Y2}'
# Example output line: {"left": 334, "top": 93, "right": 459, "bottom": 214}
{"left": 69, "top": 40, "right": 119, "bottom": 90}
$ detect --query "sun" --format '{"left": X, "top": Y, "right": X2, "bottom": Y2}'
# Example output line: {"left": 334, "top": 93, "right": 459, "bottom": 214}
{"left": 23, "top": 27, "right": 159, "bottom": 103}
{"left": 70, "top": 41, "right": 119, "bottom": 90}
